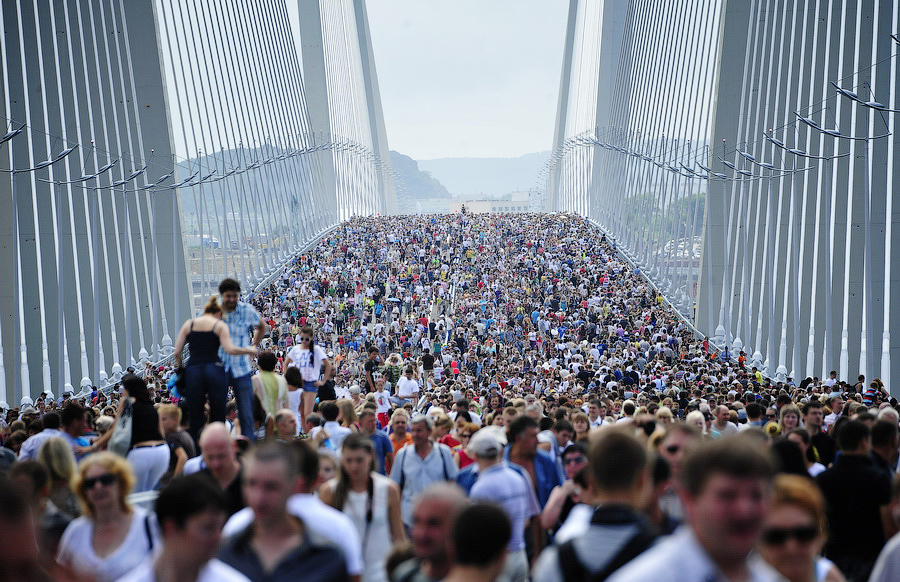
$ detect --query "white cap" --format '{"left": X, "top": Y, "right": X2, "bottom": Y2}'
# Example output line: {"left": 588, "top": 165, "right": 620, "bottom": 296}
{"left": 20, "top": 396, "right": 33, "bottom": 406}
{"left": 0, "top": 401, "right": 8, "bottom": 411}
{"left": 469, "top": 428, "right": 504, "bottom": 458}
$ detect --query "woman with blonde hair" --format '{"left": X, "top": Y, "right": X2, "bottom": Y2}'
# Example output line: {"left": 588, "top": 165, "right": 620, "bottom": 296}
{"left": 432, "top": 414, "right": 455, "bottom": 446}
{"left": 172, "top": 296, "right": 258, "bottom": 441}
{"left": 685, "top": 410, "right": 708, "bottom": 435}
{"left": 655, "top": 406, "right": 675, "bottom": 428}
{"left": 757, "top": 474, "right": 844, "bottom": 582}
{"left": 37, "top": 436, "right": 79, "bottom": 517}
{"left": 780, "top": 404, "right": 803, "bottom": 434}
{"left": 57, "top": 453, "right": 159, "bottom": 582}
{"left": 337, "top": 399, "right": 361, "bottom": 432}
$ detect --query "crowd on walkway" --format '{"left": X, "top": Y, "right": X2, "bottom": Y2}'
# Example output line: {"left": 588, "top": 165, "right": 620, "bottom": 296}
{"left": 2, "top": 211, "right": 900, "bottom": 582}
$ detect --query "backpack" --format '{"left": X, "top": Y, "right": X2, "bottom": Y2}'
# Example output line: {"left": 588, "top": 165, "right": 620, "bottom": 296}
{"left": 557, "top": 505, "right": 656, "bottom": 582}
{"left": 398, "top": 443, "right": 451, "bottom": 492}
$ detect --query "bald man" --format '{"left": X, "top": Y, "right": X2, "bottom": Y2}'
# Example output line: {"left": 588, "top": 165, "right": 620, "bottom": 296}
{"left": 275, "top": 408, "right": 299, "bottom": 440}
{"left": 192, "top": 422, "right": 245, "bottom": 517}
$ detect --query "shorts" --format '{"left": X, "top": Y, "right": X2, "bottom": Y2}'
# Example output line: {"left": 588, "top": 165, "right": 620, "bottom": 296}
{"left": 378, "top": 412, "right": 390, "bottom": 428}
{"left": 303, "top": 380, "right": 318, "bottom": 393}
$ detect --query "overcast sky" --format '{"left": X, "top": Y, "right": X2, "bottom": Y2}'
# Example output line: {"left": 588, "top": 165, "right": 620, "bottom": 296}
{"left": 366, "top": 1, "right": 569, "bottom": 160}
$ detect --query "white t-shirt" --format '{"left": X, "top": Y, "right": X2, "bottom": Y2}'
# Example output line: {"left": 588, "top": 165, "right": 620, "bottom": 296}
{"left": 115, "top": 557, "right": 249, "bottom": 582}
{"left": 375, "top": 389, "right": 391, "bottom": 413}
{"left": 396, "top": 376, "right": 419, "bottom": 398}
{"left": 58, "top": 507, "right": 160, "bottom": 582}
{"left": 286, "top": 344, "right": 327, "bottom": 382}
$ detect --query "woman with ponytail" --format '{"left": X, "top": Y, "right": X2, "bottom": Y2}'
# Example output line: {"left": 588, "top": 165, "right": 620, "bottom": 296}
{"left": 173, "top": 296, "right": 257, "bottom": 443}
{"left": 283, "top": 325, "right": 333, "bottom": 426}
{"left": 318, "top": 433, "right": 406, "bottom": 582}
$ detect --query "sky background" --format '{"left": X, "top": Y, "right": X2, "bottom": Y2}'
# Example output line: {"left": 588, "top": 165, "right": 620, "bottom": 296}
{"left": 366, "top": 1, "right": 569, "bottom": 160}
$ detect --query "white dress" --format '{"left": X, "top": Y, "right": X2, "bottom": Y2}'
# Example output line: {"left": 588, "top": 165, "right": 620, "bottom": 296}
{"left": 339, "top": 473, "right": 394, "bottom": 582}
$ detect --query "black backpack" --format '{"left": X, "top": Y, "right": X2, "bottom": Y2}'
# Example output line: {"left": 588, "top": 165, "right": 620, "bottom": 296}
{"left": 557, "top": 505, "right": 656, "bottom": 582}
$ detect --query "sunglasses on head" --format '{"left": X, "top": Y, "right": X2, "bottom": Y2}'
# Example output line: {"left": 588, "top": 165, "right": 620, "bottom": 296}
{"left": 83, "top": 473, "right": 116, "bottom": 489}
{"left": 761, "top": 525, "right": 818, "bottom": 546}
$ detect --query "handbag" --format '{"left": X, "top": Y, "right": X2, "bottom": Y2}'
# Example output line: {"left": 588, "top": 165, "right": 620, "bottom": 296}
{"left": 108, "top": 397, "right": 134, "bottom": 457}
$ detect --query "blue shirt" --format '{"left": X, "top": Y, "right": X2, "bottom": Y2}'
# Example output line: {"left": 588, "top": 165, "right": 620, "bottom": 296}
{"left": 369, "top": 430, "right": 393, "bottom": 475}
{"left": 504, "top": 446, "right": 563, "bottom": 509}
{"left": 219, "top": 302, "right": 261, "bottom": 377}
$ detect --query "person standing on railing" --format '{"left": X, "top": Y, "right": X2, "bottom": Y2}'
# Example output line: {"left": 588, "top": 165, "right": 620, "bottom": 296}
{"left": 217, "top": 278, "right": 268, "bottom": 441}
{"left": 173, "top": 296, "right": 258, "bottom": 443}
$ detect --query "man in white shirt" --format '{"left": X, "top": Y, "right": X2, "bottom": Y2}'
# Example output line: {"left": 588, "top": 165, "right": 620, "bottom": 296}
{"left": 394, "top": 368, "right": 420, "bottom": 405}
{"left": 710, "top": 405, "right": 738, "bottom": 437}
{"left": 588, "top": 399, "right": 608, "bottom": 428}
{"left": 824, "top": 396, "right": 844, "bottom": 432}
{"left": 117, "top": 474, "right": 248, "bottom": 582}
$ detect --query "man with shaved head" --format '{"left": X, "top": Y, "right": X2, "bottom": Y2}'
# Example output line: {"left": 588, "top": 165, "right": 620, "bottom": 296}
{"left": 197, "top": 422, "right": 245, "bottom": 516}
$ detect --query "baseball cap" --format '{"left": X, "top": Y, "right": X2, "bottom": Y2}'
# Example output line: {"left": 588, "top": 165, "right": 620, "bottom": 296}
{"left": 469, "top": 428, "right": 504, "bottom": 458}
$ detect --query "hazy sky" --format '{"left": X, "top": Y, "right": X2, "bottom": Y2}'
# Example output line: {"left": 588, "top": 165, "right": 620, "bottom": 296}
{"left": 366, "top": 1, "right": 569, "bottom": 160}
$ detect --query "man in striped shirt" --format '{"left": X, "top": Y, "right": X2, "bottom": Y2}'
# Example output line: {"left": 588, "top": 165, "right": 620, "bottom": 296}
{"left": 468, "top": 428, "right": 540, "bottom": 582}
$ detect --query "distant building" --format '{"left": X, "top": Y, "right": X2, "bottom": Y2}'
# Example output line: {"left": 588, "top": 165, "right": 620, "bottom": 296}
{"left": 451, "top": 192, "right": 531, "bottom": 214}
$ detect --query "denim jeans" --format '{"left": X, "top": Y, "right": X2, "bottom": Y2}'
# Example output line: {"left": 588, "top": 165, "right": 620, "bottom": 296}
{"left": 184, "top": 362, "right": 227, "bottom": 443}
{"left": 228, "top": 370, "right": 255, "bottom": 441}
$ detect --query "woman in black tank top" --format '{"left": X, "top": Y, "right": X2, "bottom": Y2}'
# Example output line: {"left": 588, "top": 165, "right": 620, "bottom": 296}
{"left": 80, "top": 374, "right": 170, "bottom": 492}
{"left": 173, "top": 297, "right": 257, "bottom": 443}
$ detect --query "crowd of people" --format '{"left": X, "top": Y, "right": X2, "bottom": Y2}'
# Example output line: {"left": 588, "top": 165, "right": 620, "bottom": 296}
{"left": 2, "top": 211, "right": 900, "bottom": 582}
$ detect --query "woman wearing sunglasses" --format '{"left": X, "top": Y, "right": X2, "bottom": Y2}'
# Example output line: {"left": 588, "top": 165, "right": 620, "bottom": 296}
{"left": 57, "top": 452, "right": 159, "bottom": 582}
{"left": 758, "top": 474, "right": 845, "bottom": 582}
{"left": 540, "top": 442, "right": 589, "bottom": 534}
{"left": 284, "top": 325, "right": 333, "bottom": 426}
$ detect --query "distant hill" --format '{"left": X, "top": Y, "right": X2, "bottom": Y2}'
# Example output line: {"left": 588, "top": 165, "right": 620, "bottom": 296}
{"left": 418, "top": 151, "right": 549, "bottom": 197}
{"left": 390, "top": 151, "right": 451, "bottom": 199}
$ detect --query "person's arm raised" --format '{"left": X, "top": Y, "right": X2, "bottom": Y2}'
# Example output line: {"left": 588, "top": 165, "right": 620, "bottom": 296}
{"left": 79, "top": 393, "right": 127, "bottom": 454}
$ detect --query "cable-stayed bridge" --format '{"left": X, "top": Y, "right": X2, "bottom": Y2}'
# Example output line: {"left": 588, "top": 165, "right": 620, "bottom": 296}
{"left": 544, "top": 0, "right": 900, "bottom": 393}
{"left": 4, "top": 0, "right": 900, "bottom": 404}
{"left": 0, "top": 0, "right": 394, "bottom": 404}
